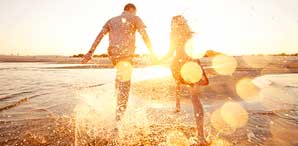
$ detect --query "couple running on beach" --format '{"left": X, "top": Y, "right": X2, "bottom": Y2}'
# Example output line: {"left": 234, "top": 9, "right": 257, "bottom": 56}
{"left": 81, "top": 3, "right": 209, "bottom": 146}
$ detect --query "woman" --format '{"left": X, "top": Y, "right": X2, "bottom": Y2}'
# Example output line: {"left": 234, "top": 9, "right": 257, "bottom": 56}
{"left": 162, "top": 15, "right": 209, "bottom": 145}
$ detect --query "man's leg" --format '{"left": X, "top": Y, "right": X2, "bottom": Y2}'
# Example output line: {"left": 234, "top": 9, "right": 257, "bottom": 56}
{"left": 115, "top": 62, "right": 133, "bottom": 121}
{"left": 115, "top": 79, "right": 131, "bottom": 121}
{"left": 190, "top": 85, "right": 207, "bottom": 144}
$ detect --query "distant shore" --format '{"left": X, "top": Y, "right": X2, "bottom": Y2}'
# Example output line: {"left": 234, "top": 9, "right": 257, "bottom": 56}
{"left": 0, "top": 55, "right": 298, "bottom": 70}
{"left": 0, "top": 55, "right": 152, "bottom": 68}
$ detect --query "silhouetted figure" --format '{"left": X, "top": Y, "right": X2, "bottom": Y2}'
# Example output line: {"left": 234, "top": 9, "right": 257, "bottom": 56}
{"left": 162, "top": 15, "right": 209, "bottom": 145}
{"left": 82, "top": 3, "right": 157, "bottom": 121}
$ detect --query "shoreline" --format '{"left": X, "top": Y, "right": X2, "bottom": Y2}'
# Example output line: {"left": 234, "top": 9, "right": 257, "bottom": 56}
{"left": 1, "top": 55, "right": 298, "bottom": 70}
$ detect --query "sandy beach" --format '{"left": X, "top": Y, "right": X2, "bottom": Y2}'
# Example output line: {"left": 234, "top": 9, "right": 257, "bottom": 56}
{"left": 0, "top": 56, "right": 298, "bottom": 146}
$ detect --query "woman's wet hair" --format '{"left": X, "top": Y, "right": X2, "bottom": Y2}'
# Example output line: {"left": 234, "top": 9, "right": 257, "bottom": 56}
{"left": 171, "top": 15, "right": 193, "bottom": 41}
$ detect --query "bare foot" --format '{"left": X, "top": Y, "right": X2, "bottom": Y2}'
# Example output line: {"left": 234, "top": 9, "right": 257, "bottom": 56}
{"left": 190, "top": 137, "right": 210, "bottom": 146}
{"left": 175, "top": 107, "right": 180, "bottom": 112}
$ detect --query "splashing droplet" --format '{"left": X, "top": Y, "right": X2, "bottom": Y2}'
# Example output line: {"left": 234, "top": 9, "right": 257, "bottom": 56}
{"left": 166, "top": 130, "right": 190, "bottom": 146}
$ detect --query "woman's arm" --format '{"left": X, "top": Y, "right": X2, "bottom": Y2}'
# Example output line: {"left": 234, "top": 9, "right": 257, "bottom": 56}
{"left": 161, "top": 32, "right": 176, "bottom": 61}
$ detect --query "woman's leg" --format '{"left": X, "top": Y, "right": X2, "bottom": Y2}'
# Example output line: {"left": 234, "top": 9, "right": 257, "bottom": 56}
{"left": 190, "top": 85, "right": 207, "bottom": 144}
{"left": 175, "top": 83, "right": 181, "bottom": 112}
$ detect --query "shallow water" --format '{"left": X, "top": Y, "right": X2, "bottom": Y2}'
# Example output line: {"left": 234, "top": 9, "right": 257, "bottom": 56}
{"left": 0, "top": 63, "right": 175, "bottom": 145}
{"left": 0, "top": 63, "right": 297, "bottom": 146}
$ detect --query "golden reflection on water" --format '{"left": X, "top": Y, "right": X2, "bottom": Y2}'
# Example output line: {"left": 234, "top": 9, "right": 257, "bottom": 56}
{"left": 131, "top": 66, "right": 171, "bottom": 82}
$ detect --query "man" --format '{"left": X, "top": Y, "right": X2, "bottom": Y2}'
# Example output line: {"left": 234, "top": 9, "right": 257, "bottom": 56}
{"left": 81, "top": 3, "right": 157, "bottom": 121}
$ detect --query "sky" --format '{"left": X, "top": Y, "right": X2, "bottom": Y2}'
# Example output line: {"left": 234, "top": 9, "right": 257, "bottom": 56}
{"left": 0, "top": 0, "right": 297, "bottom": 56}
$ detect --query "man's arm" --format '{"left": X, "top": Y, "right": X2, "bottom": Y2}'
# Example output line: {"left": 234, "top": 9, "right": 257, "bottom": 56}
{"left": 138, "top": 29, "right": 158, "bottom": 63}
{"left": 81, "top": 22, "right": 110, "bottom": 64}
{"left": 88, "top": 31, "right": 105, "bottom": 54}
{"left": 81, "top": 31, "right": 106, "bottom": 64}
{"left": 135, "top": 17, "right": 157, "bottom": 62}
{"left": 138, "top": 29, "right": 154, "bottom": 54}
{"left": 164, "top": 33, "right": 176, "bottom": 59}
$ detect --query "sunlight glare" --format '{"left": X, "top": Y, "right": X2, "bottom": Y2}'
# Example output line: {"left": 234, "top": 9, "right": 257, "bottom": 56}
{"left": 185, "top": 36, "right": 206, "bottom": 59}
{"left": 116, "top": 61, "right": 133, "bottom": 82}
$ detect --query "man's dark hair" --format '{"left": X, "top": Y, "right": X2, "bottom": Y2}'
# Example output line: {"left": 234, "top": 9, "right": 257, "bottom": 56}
{"left": 124, "top": 3, "right": 136, "bottom": 11}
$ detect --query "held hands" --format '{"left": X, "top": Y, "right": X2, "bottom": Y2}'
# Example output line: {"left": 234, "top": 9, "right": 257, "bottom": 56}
{"left": 158, "top": 54, "right": 171, "bottom": 64}
{"left": 148, "top": 48, "right": 158, "bottom": 64}
{"left": 150, "top": 54, "right": 171, "bottom": 65}
{"left": 81, "top": 52, "right": 93, "bottom": 64}
{"left": 150, "top": 53, "right": 159, "bottom": 64}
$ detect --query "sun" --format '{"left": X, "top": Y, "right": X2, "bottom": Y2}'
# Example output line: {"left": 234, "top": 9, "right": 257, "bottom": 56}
{"left": 150, "top": 30, "right": 170, "bottom": 58}
{"left": 135, "top": 23, "right": 170, "bottom": 58}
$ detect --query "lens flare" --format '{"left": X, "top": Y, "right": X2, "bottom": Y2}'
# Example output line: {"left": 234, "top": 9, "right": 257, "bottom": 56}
{"left": 180, "top": 61, "right": 203, "bottom": 84}
{"left": 211, "top": 109, "right": 235, "bottom": 135}
{"left": 212, "top": 55, "right": 237, "bottom": 75}
{"left": 220, "top": 102, "right": 248, "bottom": 129}
{"left": 166, "top": 130, "right": 190, "bottom": 146}
{"left": 116, "top": 61, "right": 133, "bottom": 82}
{"left": 236, "top": 78, "right": 261, "bottom": 102}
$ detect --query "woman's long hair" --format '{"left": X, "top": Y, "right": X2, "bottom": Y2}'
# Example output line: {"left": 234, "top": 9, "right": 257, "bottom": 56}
{"left": 171, "top": 15, "right": 193, "bottom": 45}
